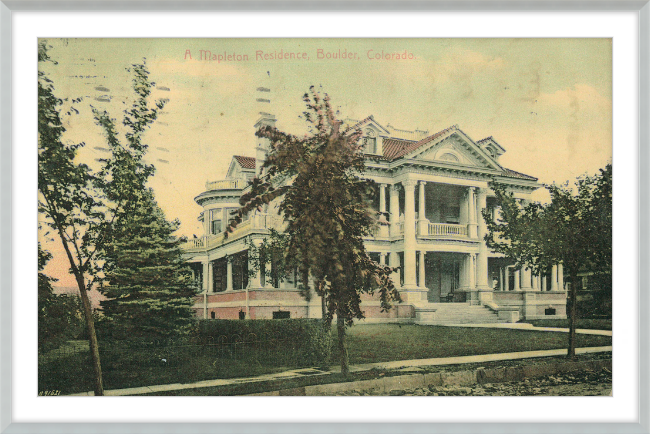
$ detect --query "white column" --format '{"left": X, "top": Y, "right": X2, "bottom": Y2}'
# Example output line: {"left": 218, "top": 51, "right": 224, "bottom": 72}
{"left": 514, "top": 269, "right": 521, "bottom": 291}
{"left": 418, "top": 181, "right": 427, "bottom": 236}
{"left": 390, "top": 251, "right": 401, "bottom": 288}
{"left": 499, "top": 267, "right": 505, "bottom": 291}
{"left": 419, "top": 251, "right": 426, "bottom": 289}
{"left": 504, "top": 267, "right": 510, "bottom": 291}
{"left": 551, "top": 265, "right": 558, "bottom": 291}
{"left": 202, "top": 261, "right": 209, "bottom": 292}
{"left": 558, "top": 263, "right": 565, "bottom": 291}
{"left": 203, "top": 210, "right": 211, "bottom": 236}
{"left": 542, "top": 275, "right": 547, "bottom": 292}
{"left": 532, "top": 272, "right": 538, "bottom": 290}
{"left": 379, "top": 253, "right": 386, "bottom": 266}
{"left": 207, "top": 261, "right": 214, "bottom": 293}
{"left": 467, "top": 187, "right": 478, "bottom": 238}
{"left": 389, "top": 184, "right": 400, "bottom": 237}
{"left": 467, "top": 254, "right": 476, "bottom": 289}
{"left": 226, "top": 258, "right": 233, "bottom": 291}
{"left": 476, "top": 188, "right": 489, "bottom": 289}
{"left": 402, "top": 180, "right": 417, "bottom": 289}
{"left": 379, "top": 184, "right": 390, "bottom": 238}
{"left": 521, "top": 267, "right": 532, "bottom": 290}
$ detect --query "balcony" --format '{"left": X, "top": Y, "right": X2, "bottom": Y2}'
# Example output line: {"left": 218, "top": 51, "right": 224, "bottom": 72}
{"left": 426, "top": 222, "right": 468, "bottom": 237}
{"left": 181, "top": 213, "right": 285, "bottom": 254}
{"left": 205, "top": 179, "right": 247, "bottom": 191}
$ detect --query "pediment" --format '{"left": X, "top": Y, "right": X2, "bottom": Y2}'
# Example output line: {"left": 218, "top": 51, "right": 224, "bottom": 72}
{"left": 408, "top": 130, "right": 503, "bottom": 171}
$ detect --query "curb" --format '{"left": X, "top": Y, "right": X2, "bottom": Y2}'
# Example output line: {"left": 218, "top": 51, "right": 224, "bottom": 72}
{"left": 249, "top": 358, "right": 612, "bottom": 396}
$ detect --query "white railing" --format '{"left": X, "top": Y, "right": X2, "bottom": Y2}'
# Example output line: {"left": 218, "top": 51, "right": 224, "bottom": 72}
{"left": 427, "top": 223, "right": 467, "bottom": 237}
{"left": 205, "top": 179, "right": 247, "bottom": 191}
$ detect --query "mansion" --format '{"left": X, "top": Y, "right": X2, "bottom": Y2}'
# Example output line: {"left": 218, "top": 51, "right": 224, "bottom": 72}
{"left": 181, "top": 114, "right": 567, "bottom": 324}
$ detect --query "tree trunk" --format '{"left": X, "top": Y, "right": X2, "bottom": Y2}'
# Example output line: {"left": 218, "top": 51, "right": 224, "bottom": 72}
{"left": 567, "top": 271, "right": 578, "bottom": 359}
{"left": 321, "top": 294, "right": 327, "bottom": 322}
{"left": 56, "top": 225, "right": 104, "bottom": 396}
{"left": 336, "top": 310, "right": 349, "bottom": 377}
{"left": 75, "top": 274, "right": 104, "bottom": 396}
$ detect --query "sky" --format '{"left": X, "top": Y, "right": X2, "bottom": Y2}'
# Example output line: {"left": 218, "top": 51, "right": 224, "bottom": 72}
{"left": 39, "top": 38, "right": 612, "bottom": 286}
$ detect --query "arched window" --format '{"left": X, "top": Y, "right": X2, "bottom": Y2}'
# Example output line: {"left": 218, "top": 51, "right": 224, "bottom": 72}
{"left": 363, "top": 129, "right": 377, "bottom": 153}
{"left": 439, "top": 153, "right": 459, "bottom": 163}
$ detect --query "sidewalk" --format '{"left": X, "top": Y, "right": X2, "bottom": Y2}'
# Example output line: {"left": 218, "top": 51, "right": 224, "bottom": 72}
{"left": 69, "top": 343, "right": 612, "bottom": 396}
{"left": 435, "top": 323, "right": 612, "bottom": 336}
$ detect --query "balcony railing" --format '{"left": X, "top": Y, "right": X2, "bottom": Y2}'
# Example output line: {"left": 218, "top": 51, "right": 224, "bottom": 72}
{"left": 181, "top": 213, "right": 288, "bottom": 253}
{"left": 427, "top": 222, "right": 467, "bottom": 237}
{"left": 205, "top": 179, "right": 247, "bottom": 191}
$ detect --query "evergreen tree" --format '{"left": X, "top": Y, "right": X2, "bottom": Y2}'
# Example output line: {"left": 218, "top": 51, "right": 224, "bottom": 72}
{"left": 93, "top": 61, "right": 196, "bottom": 343}
{"left": 100, "top": 189, "right": 197, "bottom": 342}
{"left": 228, "top": 87, "right": 401, "bottom": 375}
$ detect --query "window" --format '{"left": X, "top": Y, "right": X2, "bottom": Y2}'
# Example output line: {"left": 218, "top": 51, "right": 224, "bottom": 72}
{"left": 273, "top": 311, "right": 290, "bottom": 319}
{"left": 239, "top": 310, "right": 246, "bottom": 320}
{"left": 439, "top": 153, "right": 459, "bottom": 163}
{"left": 210, "top": 311, "right": 216, "bottom": 319}
{"left": 209, "top": 208, "right": 222, "bottom": 235}
{"left": 363, "top": 137, "right": 377, "bottom": 153}
{"left": 363, "top": 129, "right": 377, "bottom": 153}
{"left": 545, "top": 307, "right": 556, "bottom": 316}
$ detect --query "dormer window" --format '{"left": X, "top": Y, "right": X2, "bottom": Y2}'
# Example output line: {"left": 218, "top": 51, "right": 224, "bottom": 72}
{"left": 363, "top": 129, "right": 377, "bottom": 154}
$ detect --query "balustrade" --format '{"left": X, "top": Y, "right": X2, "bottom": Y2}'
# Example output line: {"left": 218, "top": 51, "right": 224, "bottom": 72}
{"left": 427, "top": 222, "right": 467, "bottom": 237}
{"left": 205, "top": 179, "right": 247, "bottom": 191}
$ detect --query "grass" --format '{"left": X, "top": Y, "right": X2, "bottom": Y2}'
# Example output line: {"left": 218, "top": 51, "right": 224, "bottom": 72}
{"left": 342, "top": 324, "right": 611, "bottom": 364}
{"left": 524, "top": 318, "right": 612, "bottom": 330}
{"left": 39, "top": 324, "right": 612, "bottom": 395}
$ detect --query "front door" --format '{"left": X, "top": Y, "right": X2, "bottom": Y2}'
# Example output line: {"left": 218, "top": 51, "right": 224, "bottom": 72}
{"left": 426, "top": 255, "right": 461, "bottom": 302}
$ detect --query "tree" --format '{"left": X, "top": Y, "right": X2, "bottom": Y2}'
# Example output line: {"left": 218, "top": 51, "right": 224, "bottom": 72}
{"left": 38, "top": 42, "right": 108, "bottom": 395}
{"left": 99, "top": 189, "right": 197, "bottom": 343}
{"left": 228, "top": 87, "right": 401, "bottom": 375}
{"left": 484, "top": 164, "right": 612, "bottom": 358}
{"left": 92, "top": 61, "right": 196, "bottom": 344}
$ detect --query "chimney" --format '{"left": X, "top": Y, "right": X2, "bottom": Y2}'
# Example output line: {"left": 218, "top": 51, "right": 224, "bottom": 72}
{"left": 254, "top": 80, "right": 275, "bottom": 176}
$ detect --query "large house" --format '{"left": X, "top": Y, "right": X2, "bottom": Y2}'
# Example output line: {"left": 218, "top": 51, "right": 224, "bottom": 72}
{"left": 181, "top": 114, "right": 568, "bottom": 324}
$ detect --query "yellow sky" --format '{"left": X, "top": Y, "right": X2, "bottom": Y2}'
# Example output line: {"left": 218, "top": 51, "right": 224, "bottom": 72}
{"left": 39, "top": 38, "right": 612, "bottom": 286}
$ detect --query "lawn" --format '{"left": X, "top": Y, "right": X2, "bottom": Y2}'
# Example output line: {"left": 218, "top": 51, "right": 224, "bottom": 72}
{"left": 39, "top": 324, "right": 612, "bottom": 395}
{"left": 524, "top": 318, "right": 612, "bottom": 330}
{"left": 343, "top": 324, "right": 611, "bottom": 365}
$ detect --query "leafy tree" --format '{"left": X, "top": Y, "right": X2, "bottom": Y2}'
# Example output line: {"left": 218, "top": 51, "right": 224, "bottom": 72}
{"left": 484, "top": 164, "right": 612, "bottom": 358}
{"left": 38, "top": 42, "right": 108, "bottom": 395}
{"left": 228, "top": 87, "right": 401, "bottom": 375}
{"left": 93, "top": 62, "right": 196, "bottom": 344}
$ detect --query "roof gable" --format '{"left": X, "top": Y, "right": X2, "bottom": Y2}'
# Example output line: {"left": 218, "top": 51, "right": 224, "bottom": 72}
{"left": 227, "top": 155, "right": 256, "bottom": 179}
{"left": 405, "top": 127, "right": 504, "bottom": 171}
{"left": 346, "top": 115, "right": 391, "bottom": 135}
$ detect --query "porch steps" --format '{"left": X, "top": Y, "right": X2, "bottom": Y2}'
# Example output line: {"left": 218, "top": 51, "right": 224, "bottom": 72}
{"left": 415, "top": 303, "right": 501, "bottom": 325}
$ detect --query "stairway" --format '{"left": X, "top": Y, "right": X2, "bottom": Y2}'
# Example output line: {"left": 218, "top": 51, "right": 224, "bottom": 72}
{"left": 415, "top": 302, "right": 501, "bottom": 325}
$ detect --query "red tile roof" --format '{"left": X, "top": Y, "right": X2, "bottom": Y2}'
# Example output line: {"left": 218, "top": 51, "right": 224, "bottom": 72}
{"left": 502, "top": 168, "right": 538, "bottom": 181}
{"left": 382, "top": 125, "right": 457, "bottom": 161}
{"left": 233, "top": 155, "right": 256, "bottom": 169}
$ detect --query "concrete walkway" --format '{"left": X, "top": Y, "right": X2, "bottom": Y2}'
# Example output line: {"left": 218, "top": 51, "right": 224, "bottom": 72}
{"left": 69, "top": 344, "right": 612, "bottom": 396}
{"left": 432, "top": 322, "right": 612, "bottom": 336}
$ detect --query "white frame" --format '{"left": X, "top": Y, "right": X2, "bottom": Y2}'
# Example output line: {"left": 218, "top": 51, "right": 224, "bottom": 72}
{"left": 1, "top": 2, "right": 648, "bottom": 434}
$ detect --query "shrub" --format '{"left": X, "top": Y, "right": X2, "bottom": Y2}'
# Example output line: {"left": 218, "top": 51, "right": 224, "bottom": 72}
{"left": 191, "top": 319, "right": 332, "bottom": 367}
